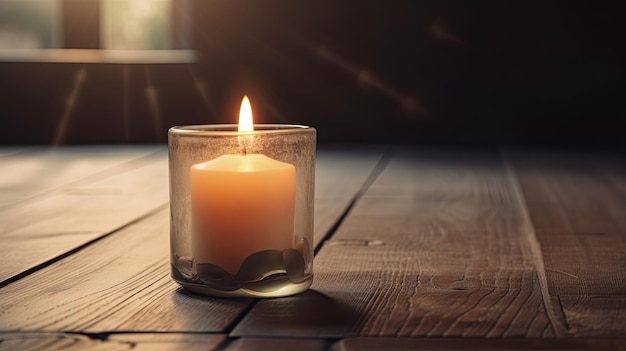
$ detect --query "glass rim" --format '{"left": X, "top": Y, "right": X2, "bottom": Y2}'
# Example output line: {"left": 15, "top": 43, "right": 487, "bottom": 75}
{"left": 169, "top": 124, "right": 314, "bottom": 136}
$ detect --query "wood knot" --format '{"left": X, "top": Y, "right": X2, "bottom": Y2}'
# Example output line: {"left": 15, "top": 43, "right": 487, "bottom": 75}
{"left": 448, "top": 280, "right": 473, "bottom": 291}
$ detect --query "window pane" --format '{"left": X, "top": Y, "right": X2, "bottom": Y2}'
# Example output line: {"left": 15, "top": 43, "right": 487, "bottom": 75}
{"left": 101, "top": 0, "right": 172, "bottom": 50}
{"left": 0, "top": 0, "right": 61, "bottom": 49}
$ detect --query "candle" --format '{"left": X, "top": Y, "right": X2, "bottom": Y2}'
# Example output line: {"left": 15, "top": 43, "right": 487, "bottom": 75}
{"left": 169, "top": 98, "right": 315, "bottom": 297}
{"left": 190, "top": 96, "right": 296, "bottom": 275}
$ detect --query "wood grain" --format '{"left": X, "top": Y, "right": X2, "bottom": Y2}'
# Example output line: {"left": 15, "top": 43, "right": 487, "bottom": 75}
{"left": 232, "top": 148, "right": 555, "bottom": 338}
{"left": 331, "top": 337, "right": 626, "bottom": 351}
{"left": 0, "top": 208, "right": 252, "bottom": 333}
{"left": 0, "top": 145, "right": 160, "bottom": 208}
{"left": 0, "top": 333, "right": 130, "bottom": 351}
{"left": 0, "top": 147, "right": 169, "bottom": 284}
{"left": 509, "top": 150, "right": 626, "bottom": 337}
{"left": 0, "top": 333, "right": 225, "bottom": 351}
{"left": 109, "top": 333, "right": 226, "bottom": 351}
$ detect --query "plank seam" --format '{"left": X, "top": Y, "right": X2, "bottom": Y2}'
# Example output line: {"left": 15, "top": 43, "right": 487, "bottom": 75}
{"left": 0, "top": 203, "right": 169, "bottom": 289}
{"left": 556, "top": 295, "right": 573, "bottom": 331}
{"left": 63, "top": 330, "right": 227, "bottom": 339}
{"left": 500, "top": 147, "right": 566, "bottom": 338}
{"left": 224, "top": 301, "right": 259, "bottom": 337}
{"left": 313, "top": 148, "right": 394, "bottom": 254}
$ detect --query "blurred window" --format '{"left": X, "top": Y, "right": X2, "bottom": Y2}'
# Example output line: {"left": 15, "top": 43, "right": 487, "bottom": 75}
{"left": 0, "top": 0, "right": 61, "bottom": 49}
{"left": 101, "top": 0, "right": 172, "bottom": 50}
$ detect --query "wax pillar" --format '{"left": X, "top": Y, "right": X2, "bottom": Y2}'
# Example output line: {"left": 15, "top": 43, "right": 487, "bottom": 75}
{"left": 190, "top": 154, "right": 296, "bottom": 275}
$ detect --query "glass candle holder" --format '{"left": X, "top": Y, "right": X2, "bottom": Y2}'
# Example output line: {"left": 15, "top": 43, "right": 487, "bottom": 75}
{"left": 168, "top": 124, "right": 316, "bottom": 298}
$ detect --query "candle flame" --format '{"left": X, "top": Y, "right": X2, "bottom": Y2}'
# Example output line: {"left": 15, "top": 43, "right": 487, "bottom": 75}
{"left": 238, "top": 95, "right": 253, "bottom": 133}
{"left": 238, "top": 95, "right": 254, "bottom": 154}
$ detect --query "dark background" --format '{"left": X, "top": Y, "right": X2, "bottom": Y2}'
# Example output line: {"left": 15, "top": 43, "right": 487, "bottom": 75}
{"left": 0, "top": 0, "right": 624, "bottom": 146}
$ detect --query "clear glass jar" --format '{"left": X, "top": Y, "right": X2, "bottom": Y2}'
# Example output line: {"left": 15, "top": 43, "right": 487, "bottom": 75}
{"left": 168, "top": 124, "right": 315, "bottom": 297}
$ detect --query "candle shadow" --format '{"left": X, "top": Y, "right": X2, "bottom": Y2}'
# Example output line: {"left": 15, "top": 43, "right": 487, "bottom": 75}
{"left": 172, "top": 287, "right": 253, "bottom": 331}
{"left": 172, "top": 287, "right": 362, "bottom": 336}
{"left": 231, "top": 289, "right": 363, "bottom": 338}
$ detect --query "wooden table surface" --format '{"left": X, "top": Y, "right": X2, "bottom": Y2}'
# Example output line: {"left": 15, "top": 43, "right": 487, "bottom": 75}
{"left": 0, "top": 145, "right": 624, "bottom": 350}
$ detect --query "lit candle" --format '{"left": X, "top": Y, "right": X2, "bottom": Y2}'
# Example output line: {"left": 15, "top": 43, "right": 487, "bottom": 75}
{"left": 190, "top": 96, "right": 296, "bottom": 275}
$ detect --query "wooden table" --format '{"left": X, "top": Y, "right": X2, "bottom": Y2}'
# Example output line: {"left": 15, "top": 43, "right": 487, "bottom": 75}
{"left": 1, "top": 145, "right": 624, "bottom": 350}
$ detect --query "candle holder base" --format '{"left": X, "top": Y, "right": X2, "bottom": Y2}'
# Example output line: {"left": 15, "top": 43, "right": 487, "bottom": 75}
{"left": 174, "top": 275, "right": 313, "bottom": 298}
{"left": 171, "top": 243, "right": 313, "bottom": 298}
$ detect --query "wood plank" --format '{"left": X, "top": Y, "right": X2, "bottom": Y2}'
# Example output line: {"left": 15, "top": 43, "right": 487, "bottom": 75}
{"left": 0, "top": 332, "right": 129, "bottom": 351}
{"left": 0, "top": 146, "right": 29, "bottom": 158}
{"left": 0, "top": 146, "right": 379, "bottom": 284}
{"left": 0, "top": 208, "right": 252, "bottom": 333}
{"left": 232, "top": 147, "right": 556, "bottom": 338}
{"left": 0, "top": 147, "right": 379, "bottom": 334}
{"left": 509, "top": 149, "right": 626, "bottom": 337}
{"left": 0, "top": 332, "right": 225, "bottom": 351}
{"left": 223, "top": 337, "right": 329, "bottom": 351}
{"left": 331, "top": 337, "right": 626, "bottom": 351}
{"left": 556, "top": 294, "right": 626, "bottom": 336}
{"left": 0, "top": 145, "right": 160, "bottom": 208}
{"left": 109, "top": 333, "right": 225, "bottom": 351}
{"left": 314, "top": 147, "right": 385, "bottom": 248}
{"left": 0, "top": 148, "right": 170, "bottom": 285}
